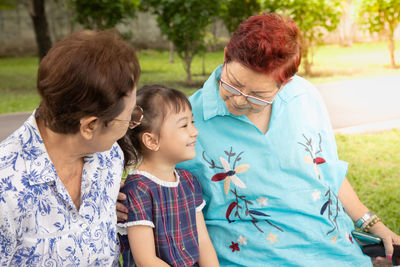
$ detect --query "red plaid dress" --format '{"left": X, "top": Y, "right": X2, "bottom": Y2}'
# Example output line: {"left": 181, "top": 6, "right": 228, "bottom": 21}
{"left": 118, "top": 168, "right": 205, "bottom": 267}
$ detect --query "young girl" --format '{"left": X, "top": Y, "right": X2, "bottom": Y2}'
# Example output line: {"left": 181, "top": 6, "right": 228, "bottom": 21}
{"left": 117, "top": 85, "right": 219, "bottom": 267}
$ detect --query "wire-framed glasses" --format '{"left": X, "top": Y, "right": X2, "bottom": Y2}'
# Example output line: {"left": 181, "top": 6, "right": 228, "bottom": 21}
{"left": 219, "top": 78, "right": 279, "bottom": 106}
{"left": 113, "top": 105, "right": 143, "bottom": 129}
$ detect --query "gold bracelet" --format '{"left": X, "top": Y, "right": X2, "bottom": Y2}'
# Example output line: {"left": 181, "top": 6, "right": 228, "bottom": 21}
{"left": 363, "top": 217, "right": 381, "bottom": 232}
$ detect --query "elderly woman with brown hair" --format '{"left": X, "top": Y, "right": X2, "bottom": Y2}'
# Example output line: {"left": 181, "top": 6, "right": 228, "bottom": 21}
{"left": 0, "top": 30, "right": 142, "bottom": 266}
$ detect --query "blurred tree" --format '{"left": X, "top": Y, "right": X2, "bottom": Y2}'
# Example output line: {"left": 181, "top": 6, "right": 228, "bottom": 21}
{"left": 220, "top": 0, "right": 261, "bottom": 34}
{"left": 67, "top": 0, "right": 139, "bottom": 30}
{"left": 141, "top": 0, "right": 219, "bottom": 84}
{"left": 338, "top": 0, "right": 355, "bottom": 47}
{"left": 0, "top": 0, "right": 52, "bottom": 60}
{"left": 359, "top": 0, "right": 400, "bottom": 68}
{"left": 29, "top": 0, "right": 52, "bottom": 61}
{"left": 276, "top": 0, "right": 342, "bottom": 75}
{"left": 0, "top": 0, "right": 15, "bottom": 9}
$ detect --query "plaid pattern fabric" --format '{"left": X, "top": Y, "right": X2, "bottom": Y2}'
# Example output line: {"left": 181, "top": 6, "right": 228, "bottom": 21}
{"left": 119, "top": 168, "right": 205, "bottom": 267}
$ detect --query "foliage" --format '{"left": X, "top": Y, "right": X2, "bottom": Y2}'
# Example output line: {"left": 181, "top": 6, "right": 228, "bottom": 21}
{"left": 219, "top": 0, "right": 261, "bottom": 34}
{"left": 358, "top": 0, "right": 400, "bottom": 67}
{"left": 140, "top": 0, "right": 219, "bottom": 83}
{"left": 67, "top": 0, "right": 139, "bottom": 30}
{"left": 275, "top": 0, "right": 342, "bottom": 74}
{"left": 358, "top": 0, "right": 400, "bottom": 33}
{"left": 0, "top": 0, "right": 14, "bottom": 9}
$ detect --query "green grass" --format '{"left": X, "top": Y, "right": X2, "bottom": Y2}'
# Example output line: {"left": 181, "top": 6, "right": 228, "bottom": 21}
{"left": 0, "top": 57, "right": 40, "bottom": 113}
{"left": 1, "top": 40, "right": 399, "bottom": 114}
{"left": 336, "top": 129, "right": 400, "bottom": 234}
{"left": 303, "top": 41, "right": 400, "bottom": 84}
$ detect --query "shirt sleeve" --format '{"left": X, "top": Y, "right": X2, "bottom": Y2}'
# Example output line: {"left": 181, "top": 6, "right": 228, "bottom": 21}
{"left": 192, "top": 174, "right": 206, "bottom": 212}
{"left": 117, "top": 179, "right": 154, "bottom": 234}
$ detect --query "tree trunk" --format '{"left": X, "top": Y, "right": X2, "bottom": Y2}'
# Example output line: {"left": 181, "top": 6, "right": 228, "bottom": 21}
{"left": 388, "top": 30, "right": 396, "bottom": 68}
{"left": 202, "top": 53, "right": 205, "bottom": 75}
{"left": 338, "top": 0, "right": 353, "bottom": 47}
{"left": 48, "top": 0, "right": 58, "bottom": 42}
{"left": 184, "top": 51, "right": 193, "bottom": 84}
{"left": 169, "top": 41, "right": 174, "bottom": 63}
{"left": 301, "top": 38, "right": 312, "bottom": 75}
{"left": 29, "top": 0, "right": 52, "bottom": 61}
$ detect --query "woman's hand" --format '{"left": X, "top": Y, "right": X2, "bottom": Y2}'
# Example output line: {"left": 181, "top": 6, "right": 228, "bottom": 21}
{"left": 338, "top": 178, "right": 400, "bottom": 260}
{"left": 369, "top": 222, "right": 400, "bottom": 261}
{"left": 116, "top": 182, "right": 129, "bottom": 222}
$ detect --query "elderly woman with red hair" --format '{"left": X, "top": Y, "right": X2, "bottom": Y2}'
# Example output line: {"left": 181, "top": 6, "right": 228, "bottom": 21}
{"left": 178, "top": 13, "right": 400, "bottom": 266}
{"left": 119, "top": 13, "right": 400, "bottom": 266}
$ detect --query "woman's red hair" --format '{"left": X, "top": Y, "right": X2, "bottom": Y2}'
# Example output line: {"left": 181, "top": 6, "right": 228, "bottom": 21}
{"left": 225, "top": 13, "right": 301, "bottom": 85}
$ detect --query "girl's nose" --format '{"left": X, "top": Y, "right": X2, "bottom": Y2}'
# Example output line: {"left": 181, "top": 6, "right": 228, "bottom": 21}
{"left": 191, "top": 125, "right": 199, "bottom": 137}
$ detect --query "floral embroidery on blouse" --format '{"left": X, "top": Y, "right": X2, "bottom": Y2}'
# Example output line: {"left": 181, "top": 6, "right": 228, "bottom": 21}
{"left": 0, "top": 112, "right": 123, "bottom": 266}
{"left": 202, "top": 147, "right": 284, "bottom": 233}
{"left": 298, "top": 133, "right": 342, "bottom": 236}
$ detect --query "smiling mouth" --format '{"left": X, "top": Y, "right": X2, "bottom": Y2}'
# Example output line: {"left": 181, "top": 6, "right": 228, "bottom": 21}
{"left": 187, "top": 141, "right": 196, "bottom": 147}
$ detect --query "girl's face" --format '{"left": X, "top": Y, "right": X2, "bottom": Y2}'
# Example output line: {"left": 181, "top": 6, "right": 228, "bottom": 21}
{"left": 157, "top": 106, "right": 198, "bottom": 164}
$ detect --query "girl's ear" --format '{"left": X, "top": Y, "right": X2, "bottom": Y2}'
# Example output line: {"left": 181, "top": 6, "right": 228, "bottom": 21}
{"left": 141, "top": 132, "right": 160, "bottom": 151}
{"left": 80, "top": 116, "right": 100, "bottom": 140}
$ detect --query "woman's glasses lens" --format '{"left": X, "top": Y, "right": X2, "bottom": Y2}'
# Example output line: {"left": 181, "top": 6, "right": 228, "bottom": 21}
{"left": 221, "top": 82, "right": 241, "bottom": 96}
{"left": 220, "top": 79, "right": 273, "bottom": 106}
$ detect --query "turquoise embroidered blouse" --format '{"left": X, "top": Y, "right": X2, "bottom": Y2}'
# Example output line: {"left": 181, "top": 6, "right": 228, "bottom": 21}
{"left": 178, "top": 65, "right": 372, "bottom": 266}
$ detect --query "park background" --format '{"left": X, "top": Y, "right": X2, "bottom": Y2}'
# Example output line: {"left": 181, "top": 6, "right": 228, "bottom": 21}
{"left": 0, "top": 0, "right": 399, "bottom": 253}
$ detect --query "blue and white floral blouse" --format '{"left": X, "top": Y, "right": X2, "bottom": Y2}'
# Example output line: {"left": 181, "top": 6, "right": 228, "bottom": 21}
{"left": 0, "top": 111, "right": 123, "bottom": 266}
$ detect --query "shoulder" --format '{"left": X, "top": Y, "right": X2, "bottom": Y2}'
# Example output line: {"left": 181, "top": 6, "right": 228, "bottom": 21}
{"left": 0, "top": 124, "right": 30, "bottom": 193}
{"left": 279, "top": 75, "right": 321, "bottom": 103}
{"left": 0, "top": 122, "right": 30, "bottom": 157}
{"left": 176, "top": 168, "right": 201, "bottom": 190}
{"left": 189, "top": 89, "right": 204, "bottom": 119}
{"left": 100, "top": 143, "right": 124, "bottom": 165}
{"left": 94, "top": 143, "right": 124, "bottom": 176}
{"left": 281, "top": 76, "right": 328, "bottom": 116}
{"left": 0, "top": 135, "right": 29, "bottom": 217}
{"left": 123, "top": 173, "right": 154, "bottom": 194}
{"left": 125, "top": 173, "right": 148, "bottom": 186}
{"left": 176, "top": 168, "right": 196, "bottom": 180}
{"left": 0, "top": 137, "right": 22, "bottom": 172}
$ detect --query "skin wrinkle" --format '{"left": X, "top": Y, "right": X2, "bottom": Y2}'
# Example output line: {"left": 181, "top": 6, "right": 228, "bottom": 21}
{"left": 223, "top": 63, "right": 279, "bottom": 100}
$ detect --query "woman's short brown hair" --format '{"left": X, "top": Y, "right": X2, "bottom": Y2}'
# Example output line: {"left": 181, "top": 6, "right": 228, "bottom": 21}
{"left": 36, "top": 29, "right": 141, "bottom": 134}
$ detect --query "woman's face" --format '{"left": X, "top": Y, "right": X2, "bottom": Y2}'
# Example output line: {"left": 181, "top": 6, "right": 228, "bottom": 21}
{"left": 92, "top": 89, "right": 137, "bottom": 152}
{"left": 219, "top": 61, "right": 280, "bottom": 116}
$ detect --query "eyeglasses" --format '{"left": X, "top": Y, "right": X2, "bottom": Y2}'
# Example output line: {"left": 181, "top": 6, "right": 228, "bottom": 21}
{"left": 113, "top": 105, "right": 143, "bottom": 129}
{"left": 219, "top": 78, "right": 280, "bottom": 106}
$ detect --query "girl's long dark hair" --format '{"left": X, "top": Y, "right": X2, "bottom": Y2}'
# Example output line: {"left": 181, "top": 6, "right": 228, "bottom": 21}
{"left": 118, "top": 84, "right": 192, "bottom": 168}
